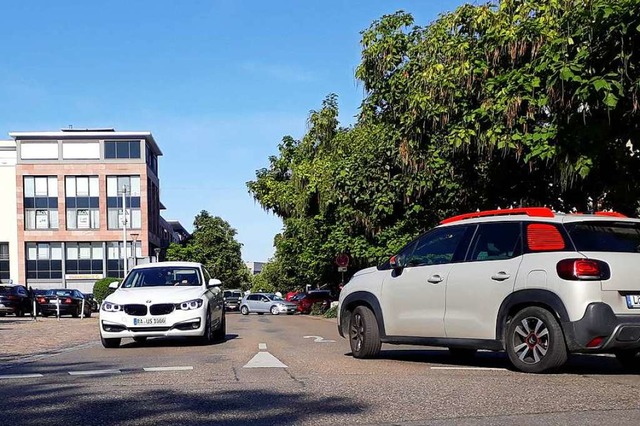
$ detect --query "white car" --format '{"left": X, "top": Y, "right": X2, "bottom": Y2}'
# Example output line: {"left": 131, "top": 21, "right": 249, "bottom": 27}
{"left": 338, "top": 207, "right": 640, "bottom": 373}
{"left": 99, "top": 261, "right": 225, "bottom": 348}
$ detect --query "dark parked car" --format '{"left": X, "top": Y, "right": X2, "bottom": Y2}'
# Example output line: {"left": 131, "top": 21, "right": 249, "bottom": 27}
{"left": 36, "top": 289, "right": 92, "bottom": 318}
{"left": 83, "top": 293, "right": 99, "bottom": 312}
{"left": 296, "top": 290, "right": 336, "bottom": 314}
{"left": 0, "top": 285, "right": 33, "bottom": 317}
{"left": 223, "top": 289, "right": 243, "bottom": 311}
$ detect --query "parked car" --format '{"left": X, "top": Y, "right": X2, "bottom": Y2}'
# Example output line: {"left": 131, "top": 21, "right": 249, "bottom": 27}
{"left": 83, "top": 293, "right": 99, "bottom": 312}
{"left": 338, "top": 207, "right": 640, "bottom": 373}
{"left": 223, "top": 289, "right": 243, "bottom": 311}
{"left": 240, "top": 293, "right": 297, "bottom": 315}
{"left": 285, "top": 291, "right": 300, "bottom": 301}
{"left": 99, "top": 261, "right": 225, "bottom": 348}
{"left": 0, "top": 284, "right": 33, "bottom": 317}
{"left": 37, "top": 289, "right": 92, "bottom": 318}
{"left": 296, "top": 290, "right": 336, "bottom": 314}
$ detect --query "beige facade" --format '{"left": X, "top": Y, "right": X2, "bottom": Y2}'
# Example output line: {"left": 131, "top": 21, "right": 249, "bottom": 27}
{"left": 7, "top": 129, "right": 170, "bottom": 292}
{"left": 0, "top": 140, "right": 18, "bottom": 283}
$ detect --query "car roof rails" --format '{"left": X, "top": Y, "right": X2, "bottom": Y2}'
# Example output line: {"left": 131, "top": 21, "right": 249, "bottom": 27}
{"left": 440, "top": 207, "right": 555, "bottom": 225}
{"left": 593, "top": 211, "right": 627, "bottom": 218}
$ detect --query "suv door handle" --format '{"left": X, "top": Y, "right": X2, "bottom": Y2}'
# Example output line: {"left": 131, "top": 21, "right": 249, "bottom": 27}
{"left": 491, "top": 272, "right": 511, "bottom": 281}
{"left": 427, "top": 275, "right": 444, "bottom": 284}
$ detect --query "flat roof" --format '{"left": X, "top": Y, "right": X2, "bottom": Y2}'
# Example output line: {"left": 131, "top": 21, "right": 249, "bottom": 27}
{"left": 0, "top": 140, "right": 16, "bottom": 150}
{"left": 8, "top": 130, "right": 162, "bottom": 156}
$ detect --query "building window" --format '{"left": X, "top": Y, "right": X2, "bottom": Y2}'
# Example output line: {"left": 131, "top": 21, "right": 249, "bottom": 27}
{"left": 107, "top": 176, "right": 141, "bottom": 229}
{"left": 24, "top": 176, "right": 59, "bottom": 230}
{"left": 145, "top": 143, "right": 158, "bottom": 174}
{"left": 26, "top": 243, "right": 63, "bottom": 280}
{"left": 106, "top": 241, "right": 140, "bottom": 278}
{"left": 66, "top": 176, "right": 100, "bottom": 229}
{"left": 65, "top": 242, "right": 103, "bottom": 275}
{"left": 0, "top": 243, "right": 9, "bottom": 282}
{"left": 104, "top": 140, "right": 141, "bottom": 159}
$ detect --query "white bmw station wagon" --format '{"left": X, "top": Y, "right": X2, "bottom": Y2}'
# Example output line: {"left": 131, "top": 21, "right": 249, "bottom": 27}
{"left": 99, "top": 261, "right": 225, "bottom": 348}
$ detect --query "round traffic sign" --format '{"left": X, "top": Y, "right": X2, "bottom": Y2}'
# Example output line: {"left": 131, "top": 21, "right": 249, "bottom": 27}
{"left": 335, "top": 253, "right": 350, "bottom": 267}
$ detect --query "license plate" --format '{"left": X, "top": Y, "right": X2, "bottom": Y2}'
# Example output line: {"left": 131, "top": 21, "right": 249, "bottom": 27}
{"left": 133, "top": 317, "right": 166, "bottom": 326}
{"left": 0, "top": 303, "right": 4, "bottom": 308}
{"left": 626, "top": 295, "right": 640, "bottom": 309}
{"left": 51, "top": 300, "right": 59, "bottom": 304}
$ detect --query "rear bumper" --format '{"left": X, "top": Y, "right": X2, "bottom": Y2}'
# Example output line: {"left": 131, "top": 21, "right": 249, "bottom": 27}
{"left": 564, "top": 303, "right": 640, "bottom": 352}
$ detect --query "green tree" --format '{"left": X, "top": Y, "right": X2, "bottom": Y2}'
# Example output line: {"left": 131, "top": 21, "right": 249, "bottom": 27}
{"left": 165, "top": 211, "right": 251, "bottom": 288}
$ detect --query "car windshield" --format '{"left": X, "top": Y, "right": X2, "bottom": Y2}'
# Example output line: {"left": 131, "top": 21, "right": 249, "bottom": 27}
{"left": 121, "top": 267, "right": 202, "bottom": 288}
{"left": 267, "top": 294, "right": 285, "bottom": 301}
{"left": 45, "top": 290, "right": 73, "bottom": 297}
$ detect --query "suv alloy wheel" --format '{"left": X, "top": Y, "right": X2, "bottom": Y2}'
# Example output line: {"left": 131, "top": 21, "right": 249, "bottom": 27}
{"left": 349, "top": 306, "right": 381, "bottom": 358}
{"left": 505, "top": 307, "right": 567, "bottom": 373}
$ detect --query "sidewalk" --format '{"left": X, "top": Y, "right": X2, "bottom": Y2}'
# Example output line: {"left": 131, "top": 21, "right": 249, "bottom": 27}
{"left": 0, "top": 315, "right": 99, "bottom": 366}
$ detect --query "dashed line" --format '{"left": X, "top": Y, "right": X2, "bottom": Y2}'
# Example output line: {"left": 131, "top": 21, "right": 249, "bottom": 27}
{"left": 143, "top": 366, "right": 193, "bottom": 372}
{"left": 0, "top": 373, "right": 44, "bottom": 380}
{"left": 68, "top": 369, "right": 122, "bottom": 376}
{"left": 258, "top": 343, "right": 267, "bottom": 350}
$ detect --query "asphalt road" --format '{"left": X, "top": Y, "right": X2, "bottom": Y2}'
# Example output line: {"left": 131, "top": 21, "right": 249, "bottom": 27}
{"left": 1, "top": 313, "right": 640, "bottom": 425}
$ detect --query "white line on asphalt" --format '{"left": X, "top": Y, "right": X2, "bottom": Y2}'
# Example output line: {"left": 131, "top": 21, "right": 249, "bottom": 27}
{"left": 68, "top": 369, "right": 122, "bottom": 376}
{"left": 303, "top": 335, "right": 336, "bottom": 343}
{"left": 430, "top": 366, "right": 506, "bottom": 371}
{"left": 0, "top": 373, "right": 44, "bottom": 380}
{"left": 143, "top": 366, "right": 193, "bottom": 372}
{"left": 243, "top": 352, "right": 288, "bottom": 368}
{"left": 258, "top": 343, "right": 267, "bottom": 350}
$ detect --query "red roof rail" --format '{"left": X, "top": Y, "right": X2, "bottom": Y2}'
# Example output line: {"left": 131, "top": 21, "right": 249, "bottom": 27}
{"left": 440, "top": 207, "right": 555, "bottom": 225}
{"left": 594, "top": 211, "right": 627, "bottom": 218}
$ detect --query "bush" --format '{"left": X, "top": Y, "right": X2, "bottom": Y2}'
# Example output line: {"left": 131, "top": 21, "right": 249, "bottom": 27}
{"left": 93, "top": 277, "right": 121, "bottom": 304}
{"left": 323, "top": 305, "right": 337, "bottom": 318}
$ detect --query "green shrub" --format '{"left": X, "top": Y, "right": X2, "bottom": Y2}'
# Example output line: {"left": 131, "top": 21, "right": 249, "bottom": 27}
{"left": 93, "top": 277, "right": 121, "bottom": 304}
{"left": 324, "top": 305, "right": 337, "bottom": 318}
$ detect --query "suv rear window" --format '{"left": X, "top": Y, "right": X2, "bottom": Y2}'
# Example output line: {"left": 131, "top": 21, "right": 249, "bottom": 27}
{"left": 566, "top": 221, "right": 640, "bottom": 252}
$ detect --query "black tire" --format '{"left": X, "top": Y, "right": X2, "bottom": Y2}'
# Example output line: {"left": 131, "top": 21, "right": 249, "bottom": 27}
{"left": 42, "top": 312, "right": 50, "bottom": 317}
{"left": 270, "top": 306, "right": 280, "bottom": 315}
{"left": 240, "top": 306, "right": 249, "bottom": 315}
{"left": 449, "top": 347, "right": 477, "bottom": 361}
{"left": 85, "top": 309, "right": 92, "bottom": 318}
{"left": 72, "top": 306, "right": 81, "bottom": 318}
{"left": 101, "top": 337, "right": 121, "bottom": 348}
{"left": 213, "top": 312, "right": 226, "bottom": 342}
{"left": 15, "top": 308, "right": 24, "bottom": 317}
{"left": 505, "top": 306, "right": 567, "bottom": 373}
{"left": 349, "top": 305, "right": 381, "bottom": 359}
{"left": 615, "top": 349, "right": 640, "bottom": 371}
{"left": 133, "top": 336, "right": 147, "bottom": 343}
{"left": 200, "top": 310, "right": 214, "bottom": 345}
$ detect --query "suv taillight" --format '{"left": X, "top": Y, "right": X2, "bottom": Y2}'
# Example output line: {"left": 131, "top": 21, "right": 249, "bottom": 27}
{"left": 557, "top": 259, "right": 606, "bottom": 280}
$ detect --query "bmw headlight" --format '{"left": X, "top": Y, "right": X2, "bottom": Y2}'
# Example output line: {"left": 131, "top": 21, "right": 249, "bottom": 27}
{"left": 177, "top": 298, "right": 204, "bottom": 310}
{"left": 102, "top": 301, "right": 123, "bottom": 312}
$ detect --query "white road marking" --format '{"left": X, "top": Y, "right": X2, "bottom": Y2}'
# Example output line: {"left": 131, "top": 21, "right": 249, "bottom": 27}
{"left": 243, "top": 352, "right": 288, "bottom": 368}
{"left": 0, "top": 373, "right": 44, "bottom": 380}
{"left": 68, "top": 369, "right": 122, "bottom": 376}
{"left": 303, "top": 335, "right": 336, "bottom": 343}
{"left": 143, "top": 366, "right": 193, "bottom": 372}
{"left": 430, "top": 366, "right": 506, "bottom": 371}
{"left": 258, "top": 343, "right": 267, "bottom": 350}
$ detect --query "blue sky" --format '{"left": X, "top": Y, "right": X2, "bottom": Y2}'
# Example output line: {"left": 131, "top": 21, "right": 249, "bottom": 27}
{"left": 0, "top": 0, "right": 467, "bottom": 262}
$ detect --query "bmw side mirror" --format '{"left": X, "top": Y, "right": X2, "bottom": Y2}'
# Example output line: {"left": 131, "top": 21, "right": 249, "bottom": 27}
{"left": 108, "top": 281, "right": 119, "bottom": 289}
{"left": 208, "top": 278, "right": 222, "bottom": 288}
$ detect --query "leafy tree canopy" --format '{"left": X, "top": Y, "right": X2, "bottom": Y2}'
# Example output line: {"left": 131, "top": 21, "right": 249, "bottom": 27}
{"left": 165, "top": 211, "right": 251, "bottom": 289}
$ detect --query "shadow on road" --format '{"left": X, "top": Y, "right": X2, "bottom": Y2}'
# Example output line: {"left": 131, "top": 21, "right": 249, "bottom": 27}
{"left": 345, "top": 348, "right": 636, "bottom": 375}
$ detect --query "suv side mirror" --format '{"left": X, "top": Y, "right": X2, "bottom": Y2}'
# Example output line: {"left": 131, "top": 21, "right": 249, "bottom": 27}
{"left": 108, "top": 281, "right": 119, "bottom": 289}
{"left": 208, "top": 278, "right": 222, "bottom": 288}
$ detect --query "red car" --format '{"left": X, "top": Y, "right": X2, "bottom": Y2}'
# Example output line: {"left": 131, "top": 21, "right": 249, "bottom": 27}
{"left": 296, "top": 291, "right": 335, "bottom": 314}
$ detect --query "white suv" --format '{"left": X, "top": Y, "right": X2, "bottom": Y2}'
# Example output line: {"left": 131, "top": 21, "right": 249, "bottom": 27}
{"left": 337, "top": 207, "right": 640, "bottom": 373}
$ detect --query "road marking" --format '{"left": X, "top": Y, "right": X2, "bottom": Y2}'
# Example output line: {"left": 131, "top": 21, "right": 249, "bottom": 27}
{"left": 303, "top": 335, "right": 336, "bottom": 343}
{"left": 430, "top": 366, "right": 506, "bottom": 371}
{"left": 143, "top": 366, "right": 193, "bottom": 372}
{"left": 258, "top": 343, "right": 267, "bottom": 350}
{"left": 68, "top": 369, "right": 122, "bottom": 376}
{"left": 0, "top": 373, "right": 44, "bottom": 380}
{"left": 243, "top": 352, "right": 288, "bottom": 368}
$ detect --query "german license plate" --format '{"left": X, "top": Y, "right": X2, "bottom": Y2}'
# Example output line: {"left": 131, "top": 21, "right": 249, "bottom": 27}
{"left": 133, "top": 317, "right": 166, "bottom": 326}
{"left": 626, "top": 295, "right": 640, "bottom": 309}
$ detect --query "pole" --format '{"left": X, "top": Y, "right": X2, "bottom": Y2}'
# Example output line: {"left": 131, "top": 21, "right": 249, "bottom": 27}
{"left": 81, "top": 297, "right": 85, "bottom": 320}
{"left": 56, "top": 296, "right": 60, "bottom": 320}
{"left": 122, "top": 186, "right": 128, "bottom": 278}
{"left": 33, "top": 298, "right": 37, "bottom": 322}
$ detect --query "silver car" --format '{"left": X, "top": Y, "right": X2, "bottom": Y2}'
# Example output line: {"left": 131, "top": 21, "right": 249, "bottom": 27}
{"left": 240, "top": 293, "right": 297, "bottom": 315}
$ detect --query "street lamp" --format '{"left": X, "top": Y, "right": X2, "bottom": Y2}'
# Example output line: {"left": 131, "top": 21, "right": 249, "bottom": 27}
{"left": 154, "top": 247, "right": 161, "bottom": 263}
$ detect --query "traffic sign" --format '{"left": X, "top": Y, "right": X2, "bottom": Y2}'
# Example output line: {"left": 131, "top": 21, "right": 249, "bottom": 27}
{"left": 336, "top": 253, "right": 350, "bottom": 267}
{"left": 338, "top": 266, "right": 347, "bottom": 272}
